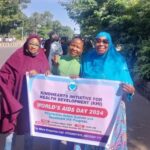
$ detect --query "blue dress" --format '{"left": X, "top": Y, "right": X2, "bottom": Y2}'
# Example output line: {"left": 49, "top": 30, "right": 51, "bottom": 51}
{"left": 74, "top": 32, "right": 134, "bottom": 150}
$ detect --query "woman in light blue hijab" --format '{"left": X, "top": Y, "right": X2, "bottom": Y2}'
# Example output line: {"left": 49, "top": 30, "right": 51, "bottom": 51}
{"left": 75, "top": 32, "right": 135, "bottom": 150}
{"left": 81, "top": 32, "right": 133, "bottom": 84}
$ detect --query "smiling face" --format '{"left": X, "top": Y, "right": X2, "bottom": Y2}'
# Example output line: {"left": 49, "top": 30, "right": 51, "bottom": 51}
{"left": 27, "top": 38, "right": 40, "bottom": 56}
{"left": 95, "top": 37, "right": 109, "bottom": 55}
{"left": 69, "top": 38, "right": 84, "bottom": 57}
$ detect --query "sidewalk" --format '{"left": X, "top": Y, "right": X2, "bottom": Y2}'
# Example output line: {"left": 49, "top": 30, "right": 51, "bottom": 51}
{"left": 126, "top": 91, "right": 150, "bottom": 150}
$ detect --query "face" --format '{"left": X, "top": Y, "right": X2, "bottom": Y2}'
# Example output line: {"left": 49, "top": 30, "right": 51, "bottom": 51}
{"left": 27, "top": 38, "right": 40, "bottom": 55}
{"left": 69, "top": 38, "right": 84, "bottom": 57}
{"left": 95, "top": 37, "right": 109, "bottom": 54}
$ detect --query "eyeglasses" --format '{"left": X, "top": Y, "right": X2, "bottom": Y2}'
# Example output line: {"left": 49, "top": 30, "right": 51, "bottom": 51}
{"left": 96, "top": 39, "right": 108, "bottom": 44}
{"left": 28, "top": 42, "right": 40, "bottom": 47}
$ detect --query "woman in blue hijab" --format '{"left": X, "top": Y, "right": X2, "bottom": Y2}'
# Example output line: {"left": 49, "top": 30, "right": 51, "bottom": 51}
{"left": 77, "top": 32, "right": 135, "bottom": 150}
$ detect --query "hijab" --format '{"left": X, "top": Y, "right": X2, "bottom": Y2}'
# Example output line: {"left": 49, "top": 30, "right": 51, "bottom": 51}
{"left": 81, "top": 32, "right": 133, "bottom": 85}
{"left": 23, "top": 34, "right": 41, "bottom": 56}
{"left": 0, "top": 34, "right": 49, "bottom": 133}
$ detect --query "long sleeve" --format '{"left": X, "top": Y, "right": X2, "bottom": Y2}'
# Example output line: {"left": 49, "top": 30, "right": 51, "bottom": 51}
{"left": 0, "top": 80, "right": 22, "bottom": 133}
{"left": 119, "top": 61, "right": 134, "bottom": 101}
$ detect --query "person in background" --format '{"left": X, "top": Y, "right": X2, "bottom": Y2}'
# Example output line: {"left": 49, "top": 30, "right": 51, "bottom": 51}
{"left": 77, "top": 31, "right": 135, "bottom": 150}
{"left": 40, "top": 37, "right": 46, "bottom": 48}
{"left": 52, "top": 37, "right": 84, "bottom": 77}
{"left": 0, "top": 34, "right": 50, "bottom": 150}
{"left": 83, "top": 37, "right": 94, "bottom": 55}
{"left": 61, "top": 36, "right": 69, "bottom": 55}
{"left": 48, "top": 33, "right": 63, "bottom": 69}
{"left": 44, "top": 31, "right": 55, "bottom": 58}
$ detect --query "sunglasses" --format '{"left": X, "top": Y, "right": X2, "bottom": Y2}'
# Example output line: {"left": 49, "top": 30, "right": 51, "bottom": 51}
{"left": 28, "top": 42, "right": 40, "bottom": 47}
{"left": 96, "top": 39, "right": 108, "bottom": 44}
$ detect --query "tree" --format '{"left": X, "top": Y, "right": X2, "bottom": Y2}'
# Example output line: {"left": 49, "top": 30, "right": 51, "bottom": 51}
{"left": 59, "top": 26, "right": 74, "bottom": 39}
{"left": 0, "top": 0, "right": 30, "bottom": 35}
{"left": 19, "top": 0, "right": 31, "bottom": 9}
{"left": 62, "top": 0, "right": 150, "bottom": 80}
{"left": 52, "top": 20, "right": 62, "bottom": 33}
{"left": 134, "top": 38, "right": 150, "bottom": 80}
{"left": 52, "top": 21, "right": 74, "bottom": 39}
{"left": 24, "top": 11, "right": 74, "bottom": 39}
{"left": 27, "top": 12, "right": 53, "bottom": 34}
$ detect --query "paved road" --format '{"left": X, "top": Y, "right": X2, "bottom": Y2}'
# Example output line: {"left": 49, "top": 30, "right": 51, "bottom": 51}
{"left": 127, "top": 92, "right": 150, "bottom": 150}
{"left": 0, "top": 47, "right": 18, "bottom": 68}
{"left": 0, "top": 46, "right": 150, "bottom": 150}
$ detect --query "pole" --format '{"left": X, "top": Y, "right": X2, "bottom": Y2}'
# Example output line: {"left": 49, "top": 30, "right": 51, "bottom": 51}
{"left": 21, "top": 26, "right": 23, "bottom": 40}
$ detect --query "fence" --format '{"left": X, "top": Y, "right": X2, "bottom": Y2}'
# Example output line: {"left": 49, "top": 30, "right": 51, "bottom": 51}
{"left": 0, "top": 40, "right": 24, "bottom": 47}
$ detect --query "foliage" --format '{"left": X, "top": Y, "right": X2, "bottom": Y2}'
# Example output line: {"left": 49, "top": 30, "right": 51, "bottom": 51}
{"left": 0, "top": 1, "right": 74, "bottom": 39}
{"left": 24, "top": 12, "right": 74, "bottom": 39}
{"left": 26, "top": 11, "right": 53, "bottom": 36}
{"left": 61, "top": 0, "right": 150, "bottom": 80}
{"left": 59, "top": 26, "right": 74, "bottom": 38}
{"left": 19, "top": 0, "right": 31, "bottom": 9}
{"left": 0, "top": 0, "right": 30, "bottom": 35}
{"left": 134, "top": 38, "right": 150, "bottom": 80}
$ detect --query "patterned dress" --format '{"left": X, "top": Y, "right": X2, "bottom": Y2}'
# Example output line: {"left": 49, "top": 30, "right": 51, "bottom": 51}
{"left": 74, "top": 32, "right": 134, "bottom": 150}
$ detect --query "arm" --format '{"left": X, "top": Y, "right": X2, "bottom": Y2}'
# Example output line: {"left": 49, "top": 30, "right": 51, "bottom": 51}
{"left": 51, "top": 55, "right": 60, "bottom": 75}
{"left": 120, "top": 61, "right": 135, "bottom": 101}
{"left": 0, "top": 60, "right": 16, "bottom": 93}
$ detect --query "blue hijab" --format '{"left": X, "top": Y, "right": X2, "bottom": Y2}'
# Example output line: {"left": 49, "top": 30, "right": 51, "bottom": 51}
{"left": 81, "top": 32, "right": 133, "bottom": 85}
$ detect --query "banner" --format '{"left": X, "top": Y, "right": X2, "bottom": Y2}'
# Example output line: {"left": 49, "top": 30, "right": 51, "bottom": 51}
{"left": 26, "top": 74, "right": 123, "bottom": 146}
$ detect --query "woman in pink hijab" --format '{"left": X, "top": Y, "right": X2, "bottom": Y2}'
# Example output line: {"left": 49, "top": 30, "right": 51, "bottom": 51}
{"left": 0, "top": 34, "right": 50, "bottom": 149}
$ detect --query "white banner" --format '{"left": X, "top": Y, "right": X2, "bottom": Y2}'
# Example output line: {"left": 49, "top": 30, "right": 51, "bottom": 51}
{"left": 26, "top": 74, "right": 123, "bottom": 146}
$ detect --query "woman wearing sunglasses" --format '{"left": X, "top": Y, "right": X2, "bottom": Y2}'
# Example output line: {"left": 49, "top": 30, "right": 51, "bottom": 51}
{"left": 76, "top": 31, "right": 135, "bottom": 150}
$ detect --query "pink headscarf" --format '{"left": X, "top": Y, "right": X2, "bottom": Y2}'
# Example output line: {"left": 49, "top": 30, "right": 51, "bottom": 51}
{"left": 23, "top": 34, "right": 41, "bottom": 50}
{"left": 26, "top": 34, "right": 41, "bottom": 43}
{"left": 0, "top": 34, "right": 50, "bottom": 133}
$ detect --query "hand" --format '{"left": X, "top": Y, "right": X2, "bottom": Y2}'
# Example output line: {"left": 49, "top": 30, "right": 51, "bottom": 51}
{"left": 29, "top": 70, "right": 38, "bottom": 77}
{"left": 52, "top": 55, "right": 59, "bottom": 65}
{"left": 70, "top": 75, "right": 79, "bottom": 79}
{"left": 122, "top": 83, "right": 135, "bottom": 95}
{"left": 45, "top": 70, "right": 51, "bottom": 76}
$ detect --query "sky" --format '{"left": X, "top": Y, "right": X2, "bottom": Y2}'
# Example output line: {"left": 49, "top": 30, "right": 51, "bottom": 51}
{"left": 22, "top": 0, "right": 80, "bottom": 34}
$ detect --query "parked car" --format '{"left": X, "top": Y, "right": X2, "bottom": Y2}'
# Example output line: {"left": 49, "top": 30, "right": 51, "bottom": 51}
{"left": 0, "top": 37, "right": 3, "bottom": 42}
{"left": 3, "top": 37, "right": 16, "bottom": 42}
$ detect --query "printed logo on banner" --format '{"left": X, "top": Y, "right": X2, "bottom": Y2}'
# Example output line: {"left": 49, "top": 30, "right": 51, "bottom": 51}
{"left": 68, "top": 81, "right": 77, "bottom": 91}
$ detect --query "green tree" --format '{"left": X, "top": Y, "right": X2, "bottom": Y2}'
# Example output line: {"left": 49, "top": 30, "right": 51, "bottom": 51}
{"left": 135, "top": 38, "right": 150, "bottom": 80}
{"left": 25, "top": 11, "right": 74, "bottom": 39}
{"left": 52, "top": 21, "right": 74, "bottom": 39}
{"left": 0, "top": 0, "right": 30, "bottom": 35}
{"left": 27, "top": 11, "right": 53, "bottom": 37}
{"left": 62, "top": 0, "right": 150, "bottom": 80}
{"left": 59, "top": 26, "right": 74, "bottom": 39}
{"left": 52, "top": 20, "right": 62, "bottom": 33}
